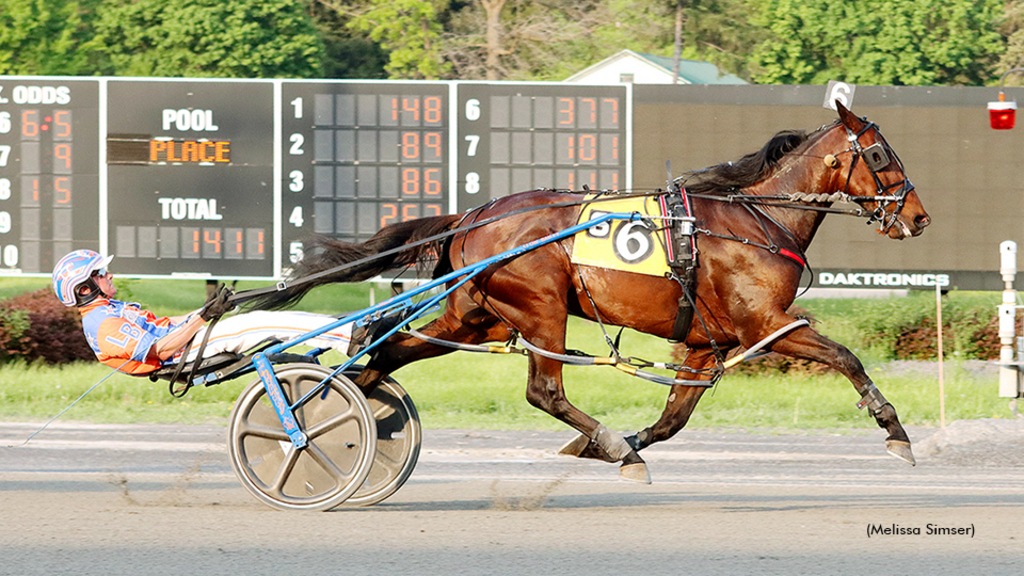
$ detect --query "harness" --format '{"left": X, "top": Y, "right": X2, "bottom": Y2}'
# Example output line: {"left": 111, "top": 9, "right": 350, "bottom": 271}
{"left": 220, "top": 116, "right": 914, "bottom": 387}
{"left": 659, "top": 188, "right": 699, "bottom": 343}
{"left": 839, "top": 121, "right": 915, "bottom": 236}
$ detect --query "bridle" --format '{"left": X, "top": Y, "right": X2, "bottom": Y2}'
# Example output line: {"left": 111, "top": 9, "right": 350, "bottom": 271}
{"left": 837, "top": 120, "right": 915, "bottom": 235}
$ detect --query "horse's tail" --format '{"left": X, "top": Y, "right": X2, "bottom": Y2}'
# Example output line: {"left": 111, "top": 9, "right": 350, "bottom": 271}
{"left": 247, "top": 213, "right": 462, "bottom": 310}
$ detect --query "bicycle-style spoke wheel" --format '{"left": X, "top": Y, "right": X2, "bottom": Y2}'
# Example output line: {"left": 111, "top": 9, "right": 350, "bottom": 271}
{"left": 341, "top": 370, "right": 421, "bottom": 507}
{"left": 227, "top": 364, "right": 376, "bottom": 511}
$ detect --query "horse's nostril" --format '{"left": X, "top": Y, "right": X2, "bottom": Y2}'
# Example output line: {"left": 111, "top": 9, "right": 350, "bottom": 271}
{"left": 915, "top": 215, "right": 931, "bottom": 229}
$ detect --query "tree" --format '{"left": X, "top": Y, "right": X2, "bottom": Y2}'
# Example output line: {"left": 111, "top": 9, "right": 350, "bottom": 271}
{"left": 308, "top": 0, "right": 388, "bottom": 79}
{"left": 750, "top": 0, "right": 1004, "bottom": 86}
{"left": 345, "top": 0, "right": 451, "bottom": 79}
{"left": 996, "top": 1, "right": 1024, "bottom": 85}
{"left": 673, "top": 0, "right": 767, "bottom": 80}
{"left": 0, "top": 0, "right": 105, "bottom": 75}
{"left": 443, "top": 0, "right": 615, "bottom": 81}
{"left": 95, "top": 0, "right": 325, "bottom": 78}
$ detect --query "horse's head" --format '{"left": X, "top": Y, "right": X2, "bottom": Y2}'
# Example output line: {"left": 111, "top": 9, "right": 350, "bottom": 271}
{"left": 827, "top": 102, "right": 931, "bottom": 239}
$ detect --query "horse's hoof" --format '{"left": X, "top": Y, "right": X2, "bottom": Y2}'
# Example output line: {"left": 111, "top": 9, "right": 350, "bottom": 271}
{"left": 558, "top": 433, "right": 591, "bottom": 457}
{"left": 886, "top": 440, "right": 916, "bottom": 466}
{"left": 619, "top": 462, "right": 652, "bottom": 484}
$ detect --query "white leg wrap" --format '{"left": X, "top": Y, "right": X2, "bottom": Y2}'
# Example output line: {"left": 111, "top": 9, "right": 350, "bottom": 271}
{"left": 595, "top": 425, "right": 632, "bottom": 461}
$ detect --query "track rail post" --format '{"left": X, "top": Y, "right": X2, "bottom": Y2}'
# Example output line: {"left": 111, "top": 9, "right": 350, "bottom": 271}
{"left": 998, "top": 241, "right": 1023, "bottom": 405}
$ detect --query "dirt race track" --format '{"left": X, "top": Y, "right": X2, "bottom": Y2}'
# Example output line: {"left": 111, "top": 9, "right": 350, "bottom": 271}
{"left": 2, "top": 419, "right": 1024, "bottom": 576}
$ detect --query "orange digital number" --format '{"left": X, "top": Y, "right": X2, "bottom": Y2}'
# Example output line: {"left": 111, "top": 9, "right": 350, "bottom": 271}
{"left": 402, "top": 132, "right": 420, "bottom": 160}
{"left": 425, "top": 203, "right": 443, "bottom": 217}
{"left": 380, "top": 203, "right": 398, "bottom": 229}
{"left": 402, "top": 204, "right": 419, "bottom": 222}
{"left": 582, "top": 171, "right": 597, "bottom": 189}
{"left": 21, "top": 110, "right": 39, "bottom": 137}
{"left": 54, "top": 177, "right": 71, "bottom": 204}
{"left": 424, "top": 168, "right": 441, "bottom": 196}
{"left": 54, "top": 143, "right": 72, "bottom": 170}
{"left": 425, "top": 132, "right": 442, "bottom": 159}
{"left": 403, "top": 98, "right": 420, "bottom": 121}
{"left": 558, "top": 98, "right": 574, "bottom": 125}
{"left": 54, "top": 110, "right": 72, "bottom": 138}
{"left": 581, "top": 98, "right": 597, "bottom": 124}
{"left": 603, "top": 98, "right": 619, "bottom": 125}
{"left": 402, "top": 168, "right": 419, "bottom": 196}
{"left": 425, "top": 97, "right": 442, "bottom": 124}
{"left": 391, "top": 97, "right": 400, "bottom": 121}
{"left": 204, "top": 229, "right": 221, "bottom": 253}
{"left": 579, "top": 134, "right": 597, "bottom": 162}
{"left": 254, "top": 230, "right": 264, "bottom": 255}
{"left": 234, "top": 230, "right": 244, "bottom": 255}
{"left": 191, "top": 230, "right": 201, "bottom": 254}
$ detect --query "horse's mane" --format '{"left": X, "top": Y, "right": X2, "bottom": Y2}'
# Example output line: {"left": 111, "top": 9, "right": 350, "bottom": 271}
{"left": 681, "top": 121, "right": 838, "bottom": 195}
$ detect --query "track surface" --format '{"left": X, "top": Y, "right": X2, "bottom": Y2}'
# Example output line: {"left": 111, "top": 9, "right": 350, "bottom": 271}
{"left": 2, "top": 420, "right": 1023, "bottom": 576}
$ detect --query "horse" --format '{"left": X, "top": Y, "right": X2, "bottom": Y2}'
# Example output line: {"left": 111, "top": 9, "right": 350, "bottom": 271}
{"left": 251, "top": 103, "right": 930, "bottom": 483}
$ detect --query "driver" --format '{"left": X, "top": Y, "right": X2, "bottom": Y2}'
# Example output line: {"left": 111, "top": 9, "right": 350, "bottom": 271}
{"left": 52, "top": 250, "right": 357, "bottom": 375}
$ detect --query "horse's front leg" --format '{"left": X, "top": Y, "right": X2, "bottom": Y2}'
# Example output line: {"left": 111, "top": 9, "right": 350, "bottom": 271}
{"left": 527, "top": 352, "right": 651, "bottom": 483}
{"left": 627, "top": 347, "right": 720, "bottom": 451}
{"left": 766, "top": 323, "right": 916, "bottom": 466}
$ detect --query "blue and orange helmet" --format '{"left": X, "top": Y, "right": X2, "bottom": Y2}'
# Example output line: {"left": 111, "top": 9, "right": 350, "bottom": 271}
{"left": 52, "top": 250, "right": 113, "bottom": 307}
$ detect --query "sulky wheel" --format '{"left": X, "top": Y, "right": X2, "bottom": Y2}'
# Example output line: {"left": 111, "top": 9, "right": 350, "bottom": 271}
{"left": 227, "top": 364, "right": 376, "bottom": 512}
{"left": 341, "top": 367, "right": 421, "bottom": 507}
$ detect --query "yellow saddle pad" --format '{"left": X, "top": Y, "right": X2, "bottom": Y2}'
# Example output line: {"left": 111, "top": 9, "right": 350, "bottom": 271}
{"left": 570, "top": 195, "right": 671, "bottom": 277}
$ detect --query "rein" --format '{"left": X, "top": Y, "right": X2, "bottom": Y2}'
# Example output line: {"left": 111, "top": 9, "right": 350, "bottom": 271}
{"left": 229, "top": 191, "right": 663, "bottom": 306}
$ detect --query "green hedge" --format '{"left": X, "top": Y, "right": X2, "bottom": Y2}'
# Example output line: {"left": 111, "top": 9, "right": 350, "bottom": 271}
{"left": 0, "top": 288, "right": 93, "bottom": 364}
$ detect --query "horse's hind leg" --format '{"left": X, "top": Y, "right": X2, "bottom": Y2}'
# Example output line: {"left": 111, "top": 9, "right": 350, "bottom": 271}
{"left": 563, "top": 347, "right": 719, "bottom": 458}
{"left": 352, "top": 300, "right": 510, "bottom": 393}
{"left": 526, "top": 352, "right": 652, "bottom": 483}
{"left": 764, "top": 323, "right": 916, "bottom": 465}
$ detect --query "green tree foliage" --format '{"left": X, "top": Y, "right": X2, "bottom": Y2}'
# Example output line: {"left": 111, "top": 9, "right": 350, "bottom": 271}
{"left": 94, "top": 0, "right": 325, "bottom": 78}
{"left": 443, "top": 0, "right": 619, "bottom": 81}
{"left": 308, "top": 0, "right": 388, "bottom": 79}
{"left": 750, "top": 0, "right": 1004, "bottom": 86}
{"left": 0, "top": 0, "right": 105, "bottom": 75}
{"left": 674, "top": 0, "right": 768, "bottom": 80}
{"left": 347, "top": 0, "right": 451, "bottom": 79}
{"left": 995, "top": 1, "right": 1024, "bottom": 85}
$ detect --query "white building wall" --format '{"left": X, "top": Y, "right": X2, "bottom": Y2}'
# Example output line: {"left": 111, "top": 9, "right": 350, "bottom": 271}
{"left": 566, "top": 56, "right": 680, "bottom": 85}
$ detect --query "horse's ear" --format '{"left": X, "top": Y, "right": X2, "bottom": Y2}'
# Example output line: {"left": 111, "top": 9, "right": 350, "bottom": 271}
{"left": 835, "top": 100, "right": 865, "bottom": 132}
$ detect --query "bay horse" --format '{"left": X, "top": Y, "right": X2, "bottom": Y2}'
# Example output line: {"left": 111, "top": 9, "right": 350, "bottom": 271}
{"left": 252, "top": 103, "right": 930, "bottom": 482}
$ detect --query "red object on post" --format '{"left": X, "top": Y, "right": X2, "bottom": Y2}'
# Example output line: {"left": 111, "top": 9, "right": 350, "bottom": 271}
{"left": 989, "top": 97, "right": 1017, "bottom": 130}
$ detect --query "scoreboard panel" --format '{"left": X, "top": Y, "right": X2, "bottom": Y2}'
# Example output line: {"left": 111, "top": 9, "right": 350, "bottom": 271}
{"left": 105, "top": 79, "right": 275, "bottom": 277}
{"left": 0, "top": 79, "right": 100, "bottom": 273}
{"left": 455, "top": 84, "right": 629, "bottom": 212}
{"left": 280, "top": 81, "right": 449, "bottom": 265}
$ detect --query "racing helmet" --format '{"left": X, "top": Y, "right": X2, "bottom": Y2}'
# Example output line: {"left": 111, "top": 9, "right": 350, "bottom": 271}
{"left": 52, "top": 250, "right": 113, "bottom": 307}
